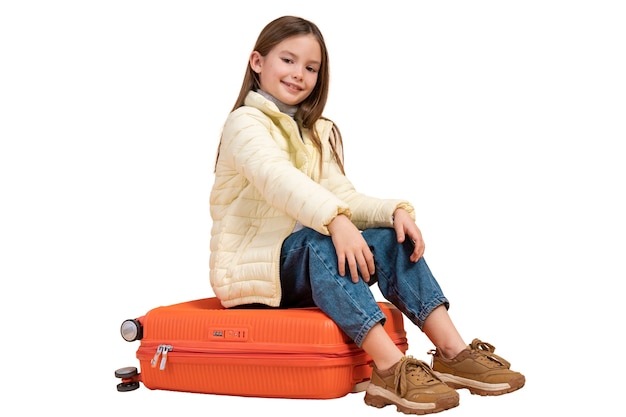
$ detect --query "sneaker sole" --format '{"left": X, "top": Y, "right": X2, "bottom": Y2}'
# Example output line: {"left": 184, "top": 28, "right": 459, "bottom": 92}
{"left": 364, "top": 384, "right": 459, "bottom": 415}
{"left": 434, "top": 371, "right": 525, "bottom": 396}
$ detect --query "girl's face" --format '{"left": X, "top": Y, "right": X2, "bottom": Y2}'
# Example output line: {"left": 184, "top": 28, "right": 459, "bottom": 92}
{"left": 250, "top": 34, "right": 321, "bottom": 106}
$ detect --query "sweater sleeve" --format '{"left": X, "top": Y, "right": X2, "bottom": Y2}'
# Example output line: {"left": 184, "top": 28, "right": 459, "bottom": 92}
{"left": 326, "top": 169, "right": 415, "bottom": 229}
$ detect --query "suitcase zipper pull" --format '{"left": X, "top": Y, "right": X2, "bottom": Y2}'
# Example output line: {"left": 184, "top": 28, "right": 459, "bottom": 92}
{"left": 150, "top": 345, "right": 164, "bottom": 368}
{"left": 150, "top": 344, "right": 174, "bottom": 370}
{"left": 159, "top": 345, "right": 173, "bottom": 370}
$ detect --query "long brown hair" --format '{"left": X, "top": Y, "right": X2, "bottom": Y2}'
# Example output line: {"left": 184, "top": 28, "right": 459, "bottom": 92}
{"left": 215, "top": 16, "right": 344, "bottom": 173}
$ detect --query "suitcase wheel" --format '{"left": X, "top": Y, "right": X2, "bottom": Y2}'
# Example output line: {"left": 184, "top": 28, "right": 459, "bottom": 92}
{"left": 120, "top": 319, "right": 143, "bottom": 342}
{"left": 115, "top": 366, "right": 140, "bottom": 392}
{"left": 117, "top": 381, "right": 140, "bottom": 392}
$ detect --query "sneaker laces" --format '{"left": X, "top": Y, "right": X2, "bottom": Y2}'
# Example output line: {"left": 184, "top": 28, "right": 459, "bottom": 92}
{"left": 393, "top": 356, "right": 442, "bottom": 396}
{"left": 469, "top": 338, "right": 511, "bottom": 368}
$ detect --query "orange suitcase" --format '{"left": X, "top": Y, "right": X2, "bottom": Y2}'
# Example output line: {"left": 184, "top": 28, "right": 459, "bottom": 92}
{"left": 115, "top": 297, "right": 407, "bottom": 399}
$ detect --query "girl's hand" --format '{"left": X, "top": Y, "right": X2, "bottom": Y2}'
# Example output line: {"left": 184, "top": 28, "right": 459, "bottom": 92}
{"left": 393, "top": 208, "right": 425, "bottom": 262}
{"left": 327, "top": 214, "right": 375, "bottom": 283}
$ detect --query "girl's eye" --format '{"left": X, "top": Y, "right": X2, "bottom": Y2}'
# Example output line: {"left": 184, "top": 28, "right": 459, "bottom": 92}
{"left": 281, "top": 58, "right": 293, "bottom": 64}
{"left": 306, "top": 66, "right": 318, "bottom": 73}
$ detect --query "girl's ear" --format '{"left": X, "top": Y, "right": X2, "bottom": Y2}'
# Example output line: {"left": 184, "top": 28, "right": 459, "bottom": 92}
{"left": 249, "top": 51, "right": 262, "bottom": 73}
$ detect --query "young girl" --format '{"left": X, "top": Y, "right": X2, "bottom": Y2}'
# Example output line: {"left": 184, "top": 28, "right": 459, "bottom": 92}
{"left": 210, "top": 15, "right": 524, "bottom": 415}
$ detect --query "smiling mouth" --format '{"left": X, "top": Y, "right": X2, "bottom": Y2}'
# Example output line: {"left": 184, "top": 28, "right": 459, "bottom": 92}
{"left": 282, "top": 81, "right": 303, "bottom": 91}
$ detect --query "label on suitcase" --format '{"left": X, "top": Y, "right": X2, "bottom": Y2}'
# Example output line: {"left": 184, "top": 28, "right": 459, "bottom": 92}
{"left": 120, "top": 297, "right": 408, "bottom": 399}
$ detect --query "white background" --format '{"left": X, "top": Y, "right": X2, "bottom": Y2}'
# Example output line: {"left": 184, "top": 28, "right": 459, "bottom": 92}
{"left": 1, "top": 1, "right": 624, "bottom": 415}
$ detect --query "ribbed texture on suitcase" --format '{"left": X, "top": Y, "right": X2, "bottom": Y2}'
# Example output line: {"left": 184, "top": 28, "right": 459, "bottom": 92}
{"left": 140, "top": 362, "right": 359, "bottom": 398}
{"left": 134, "top": 297, "right": 407, "bottom": 399}
{"left": 143, "top": 298, "right": 351, "bottom": 347}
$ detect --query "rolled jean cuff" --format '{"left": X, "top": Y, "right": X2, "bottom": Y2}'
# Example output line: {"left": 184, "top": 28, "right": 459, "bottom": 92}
{"left": 353, "top": 310, "right": 387, "bottom": 347}
{"left": 416, "top": 297, "right": 450, "bottom": 330}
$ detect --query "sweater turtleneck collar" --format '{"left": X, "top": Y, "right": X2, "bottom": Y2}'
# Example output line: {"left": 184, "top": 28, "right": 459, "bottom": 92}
{"left": 256, "top": 89, "right": 298, "bottom": 118}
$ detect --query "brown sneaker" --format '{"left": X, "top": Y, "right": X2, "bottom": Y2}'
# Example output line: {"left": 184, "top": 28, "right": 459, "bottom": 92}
{"left": 429, "top": 338, "right": 525, "bottom": 396}
{"left": 364, "top": 356, "right": 459, "bottom": 415}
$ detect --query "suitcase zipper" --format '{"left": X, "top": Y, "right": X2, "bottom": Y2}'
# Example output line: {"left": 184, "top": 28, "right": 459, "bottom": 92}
{"left": 141, "top": 334, "right": 407, "bottom": 372}
{"left": 150, "top": 344, "right": 173, "bottom": 370}
{"left": 141, "top": 342, "right": 373, "bottom": 371}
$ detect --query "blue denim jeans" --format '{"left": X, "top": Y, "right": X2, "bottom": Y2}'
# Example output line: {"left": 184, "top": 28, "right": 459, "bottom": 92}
{"left": 279, "top": 227, "right": 449, "bottom": 347}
